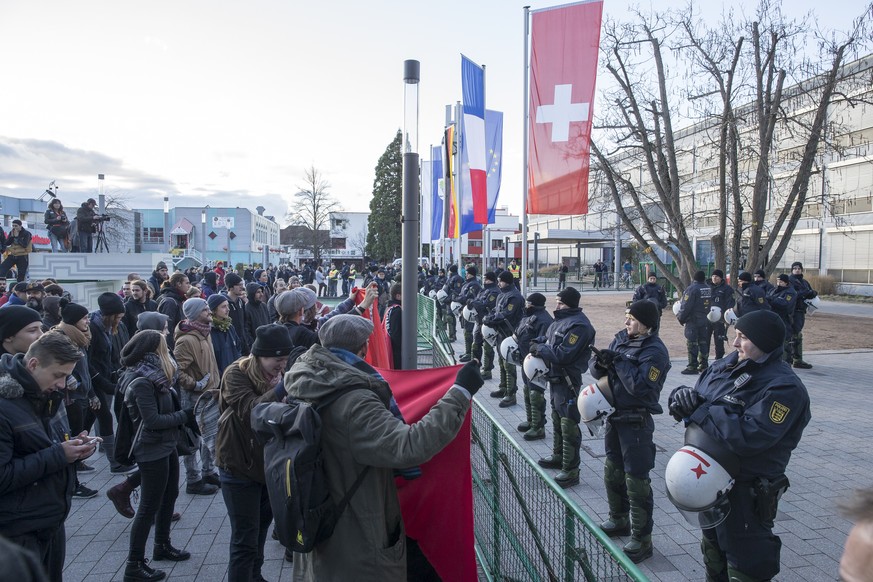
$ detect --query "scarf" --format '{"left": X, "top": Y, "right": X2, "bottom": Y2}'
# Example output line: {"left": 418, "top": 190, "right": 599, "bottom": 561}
{"left": 56, "top": 322, "right": 91, "bottom": 348}
{"left": 212, "top": 315, "right": 233, "bottom": 333}
{"left": 134, "top": 352, "right": 178, "bottom": 393}
{"left": 181, "top": 319, "right": 212, "bottom": 338}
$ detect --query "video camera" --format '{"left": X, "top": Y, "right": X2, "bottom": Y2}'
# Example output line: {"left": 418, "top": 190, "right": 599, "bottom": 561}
{"left": 94, "top": 214, "right": 111, "bottom": 222}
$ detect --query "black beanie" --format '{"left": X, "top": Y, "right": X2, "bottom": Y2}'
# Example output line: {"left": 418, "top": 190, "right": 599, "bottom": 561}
{"left": 791, "top": 261, "right": 803, "bottom": 270}
{"left": 60, "top": 298, "right": 89, "bottom": 325}
{"left": 627, "top": 300, "right": 660, "bottom": 330}
{"left": 694, "top": 270, "right": 706, "bottom": 283}
{"left": 498, "top": 271, "right": 514, "bottom": 284}
{"left": 207, "top": 293, "right": 228, "bottom": 311}
{"left": 738, "top": 272, "right": 752, "bottom": 282}
{"left": 466, "top": 266, "right": 478, "bottom": 277}
{"left": 225, "top": 273, "right": 243, "bottom": 288}
{"left": 754, "top": 269, "right": 767, "bottom": 278}
{"left": 557, "top": 287, "right": 581, "bottom": 309}
{"left": 527, "top": 292, "right": 546, "bottom": 307}
{"left": 484, "top": 271, "right": 497, "bottom": 283}
{"left": 250, "top": 324, "right": 294, "bottom": 357}
{"left": 712, "top": 269, "right": 724, "bottom": 279}
{"left": 121, "top": 330, "right": 163, "bottom": 367}
{"left": 735, "top": 310, "right": 785, "bottom": 354}
{"left": 98, "top": 292, "right": 125, "bottom": 316}
{"left": 0, "top": 305, "right": 42, "bottom": 340}
{"left": 777, "top": 274, "right": 790, "bottom": 283}
{"left": 449, "top": 265, "right": 458, "bottom": 274}
{"left": 203, "top": 272, "right": 217, "bottom": 287}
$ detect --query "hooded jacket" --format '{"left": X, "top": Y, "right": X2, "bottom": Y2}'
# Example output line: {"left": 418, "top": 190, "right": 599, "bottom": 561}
{"left": 0, "top": 353, "right": 74, "bottom": 537}
{"left": 157, "top": 286, "right": 186, "bottom": 344}
{"left": 285, "top": 344, "right": 469, "bottom": 581}
{"left": 244, "top": 283, "right": 271, "bottom": 343}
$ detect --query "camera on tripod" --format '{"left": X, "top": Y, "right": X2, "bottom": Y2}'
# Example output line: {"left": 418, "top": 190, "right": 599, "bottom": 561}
{"left": 94, "top": 214, "right": 111, "bottom": 222}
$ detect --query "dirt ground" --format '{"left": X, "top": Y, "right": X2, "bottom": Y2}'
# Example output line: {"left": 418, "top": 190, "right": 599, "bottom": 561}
{"left": 541, "top": 291, "right": 873, "bottom": 356}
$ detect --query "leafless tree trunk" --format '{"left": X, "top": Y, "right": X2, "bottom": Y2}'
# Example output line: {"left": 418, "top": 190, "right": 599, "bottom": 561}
{"left": 286, "top": 165, "right": 341, "bottom": 262}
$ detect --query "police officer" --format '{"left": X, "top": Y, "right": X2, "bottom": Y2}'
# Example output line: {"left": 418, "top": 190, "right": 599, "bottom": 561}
{"left": 589, "top": 300, "right": 669, "bottom": 563}
{"left": 788, "top": 262, "right": 816, "bottom": 369}
{"left": 753, "top": 269, "right": 775, "bottom": 295}
{"left": 667, "top": 309, "right": 811, "bottom": 581}
{"left": 469, "top": 272, "right": 499, "bottom": 379}
{"left": 508, "top": 258, "right": 521, "bottom": 289}
{"left": 768, "top": 274, "right": 797, "bottom": 363}
{"left": 456, "top": 266, "right": 482, "bottom": 362}
{"left": 709, "top": 269, "right": 735, "bottom": 361}
{"left": 632, "top": 273, "right": 668, "bottom": 317}
{"left": 513, "top": 292, "right": 553, "bottom": 440}
{"left": 530, "top": 287, "right": 596, "bottom": 488}
{"left": 677, "top": 270, "right": 712, "bottom": 375}
{"left": 483, "top": 271, "right": 524, "bottom": 407}
{"left": 441, "top": 265, "right": 464, "bottom": 341}
{"left": 735, "top": 272, "right": 771, "bottom": 316}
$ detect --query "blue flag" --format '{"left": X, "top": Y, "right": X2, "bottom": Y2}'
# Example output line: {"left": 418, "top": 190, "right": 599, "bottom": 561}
{"left": 430, "top": 145, "right": 444, "bottom": 243}
{"left": 485, "top": 109, "right": 503, "bottom": 225}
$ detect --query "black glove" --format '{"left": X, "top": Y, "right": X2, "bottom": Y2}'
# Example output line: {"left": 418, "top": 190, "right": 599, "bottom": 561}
{"left": 529, "top": 343, "right": 541, "bottom": 357}
{"left": 669, "top": 387, "right": 703, "bottom": 421}
{"left": 183, "top": 407, "right": 196, "bottom": 425}
{"left": 455, "top": 361, "right": 484, "bottom": 396}
{"left": 596, "top": 349, "right": 621, "bottom": 367}
{"left": 482, "top": 315, "right": 493, "bottom": 326}
{"left": 809, "top": 289, "right": 818, "bottom": 299}
{"left": 466, "top": 299, "right": 474, "bottom": 307}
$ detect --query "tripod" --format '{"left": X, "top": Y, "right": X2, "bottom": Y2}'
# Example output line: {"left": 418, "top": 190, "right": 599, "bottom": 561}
{"left": 95, "top": 219, "right": 110, "bottom": 253}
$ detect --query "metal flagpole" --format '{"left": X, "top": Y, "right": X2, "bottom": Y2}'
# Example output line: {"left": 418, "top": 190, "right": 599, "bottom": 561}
{"left": 454, "top": 101, "right": 462, "bottom": 268}
{"left": 444, "top": 105, "right": 452, "bottom": 268}
{"left": 521, "top": 5, "right": 531, "bottom": 296}
{"left": 482, "top": 63, "right": 488, "bottom": 275}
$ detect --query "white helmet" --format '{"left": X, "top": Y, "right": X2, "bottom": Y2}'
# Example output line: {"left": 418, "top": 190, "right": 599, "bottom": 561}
{"left": 577, "top": 376, "right": 615, "bottom": 437}
{"left": 450, "top": 301, "right": 463, "bottom": 316}
{"left": 723, "top": 308, "right": 737, "bottom": 326}
{"left": 499, "top": 336, "right": 522, "bottom": 366}
{"left": 665, "top": 425, "right": 740, "bottom": 529}
{"left": 481, "top": 324, "right": 499, "bottom": 347}
{"left": 523, "top": 353, "right": 549, "bottom": 389}
{"left": 672, "top": 300, "right": 682, "bottom": 316}
{"left": 428, "top": 289, "right": 438, "bottom": 300}
{"left": 706, "top": 306, "right": 722, "bottom": 323}
{"left": 419, "top": 287, "right": 426, "bottom": 295}
{"left": 436, "top": 289, "right": 448, "bottom": 302}
{"left": 462, "top": 305, "right": 475, "bottom": 322}
{"left": 805, "top": 296, "right": 821, "bottom": 315}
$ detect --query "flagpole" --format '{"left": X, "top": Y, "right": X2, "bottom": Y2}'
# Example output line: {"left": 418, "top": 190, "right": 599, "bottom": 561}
{"left": 444, "top": 105, "right": 452, "bottom": 268}
{"left": 481, "top": 63, "right": 488, "bottom": 275}
{"left": 454, "top": 100, "right": 462, "bottom": 267}
{"left": 521, "top": 5, "right": 531, "bottom": 296}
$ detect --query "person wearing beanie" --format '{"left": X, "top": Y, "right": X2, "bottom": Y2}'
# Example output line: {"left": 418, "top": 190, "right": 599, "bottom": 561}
{"left": 215, "top": 323, "right": 294, "bottom": 581}
{"left": 587, "top": 299, "right": 670, "bottom": 563}
{"left": 788, "top": 261, "right": 817, "bottom": 369}
{"left": 148, "top": 261, "right": 169, "bottom": 299}
{"left": 157, "top": 272, "right": 191, "bottom": 349}
{"left": 24, "top": 282, "right": 45, "bottom": 313}
{"left": 469, "top": 271, "right": 501, "bottom": 379}
{"left": 275, "top": 287, "right": 319, "bottom": 350}
{"left": 527, "top": 285, "right": 595, "bottom": 489}
{"left": 284, "top": 313, "right": 480, "bottom": 579}
{"left": 201, "top": 271, "right": 218, "bottom": 298}
{"left": 0, "top": 219, "right": 32, "bottom": 283}
{"left": 512, "top": 292, "right": 554, "bottom": 440}
{"left": 735, "top": 270, "right": 771, "bottom": 319}
{"left": 456, "top": 266, "right": 483, "bottom": 363}
{"left": 708, "top": 269, "right": 735, "bottom": 361}
{"left": 753, "top": 269, "right": 775, "bottom": 295}
{"left": 2, "top": 281, "right": 28, "bottom": 308}
{"left": 483, "top": 269, "right": 525, "bottom": 407}
{"left": 123, "top": 279, "right": 158, "bottom": 337}
{"left": 767, "top": 274, "right": 798, "bottom": 363}
{"left": 667, "top": 308, "right": 810, "bottom": 582}
{"left": 41, "top": 295, "right": 63, "bottom": 329}
{"left": 441, "top": 265, "right": 464, "bottom": 341}
{"left": 677, "top": 271, "right": 715, "bottom": 375}
{"left": 0, "top": 305, "right": 43, "bottom": 355}
{"left": 633, "top": 273, "right": 668, "bottom": 318}
{"left": 222, "top": 272, "right": 249, "bottom": 356}
{"left": 206, "top": 293, "right": 240, "bottom": 374}
{"left": 173, "top": 293, "right": 221, "bottom": 496}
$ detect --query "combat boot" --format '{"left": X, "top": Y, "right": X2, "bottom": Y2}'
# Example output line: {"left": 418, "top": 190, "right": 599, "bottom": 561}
{"left": 499, "top": 361, "right": 517, "bottom": 407}
{"left": 471, "top": 341, "right": 483, "bottom": 364}
{"left": 792, "top": 333, "right": 812, "bottom": 368}
{"left": 599, "top": 458, "right": 630, "bottom": 536}
{"left": 482, "top": 343, "right": 494, "bottom": 373}
{"left": 623, "top": 475, "right": 654, "bottom": 563}
{"left": 496, "top": 359, "right": 507, "bottom": 390}
{"left": 523, "top": 390, "right": 547, "bottom": 441}
{"left": 554, "top": 418, "right": 580, "bottom": 488}
{"left": 681, "top": 342, "right": 699, "bottom": 374}
{"left": 537, "top": 411, "right": 563, "bottom": 468}
{"left": 517, "top": 384, "right": 532, "bottom": 432}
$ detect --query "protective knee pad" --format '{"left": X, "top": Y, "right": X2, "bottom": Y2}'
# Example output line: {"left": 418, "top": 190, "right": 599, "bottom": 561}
{"left": 603, "top": 458, "right": 628, "bottom": 515}
{"left": 700, "top": 535, "right": 727, "bottom": 582}
{"left": 625, "top": 475, "right": 654, "bottom": 537}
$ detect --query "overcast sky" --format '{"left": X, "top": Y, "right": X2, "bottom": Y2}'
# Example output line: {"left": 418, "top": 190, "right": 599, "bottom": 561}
{"left": 0, "top": 0, "right": 864, "bottom": 224}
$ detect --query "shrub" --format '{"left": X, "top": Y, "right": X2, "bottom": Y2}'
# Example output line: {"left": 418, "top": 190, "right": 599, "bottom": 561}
{"left": 807, "top": 274, "right": 835, "bottom": 295}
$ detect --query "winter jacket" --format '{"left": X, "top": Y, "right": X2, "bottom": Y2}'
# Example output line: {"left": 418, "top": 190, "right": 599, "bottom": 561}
{"left": 286, "top": 344, "right": 470, "bottom": 581}
{"left": 214, "top": 360, "right": 283, "bottom": 483}
{"left": 282, "top": 320, "right": 318, "bottom": 350}
{"left": 225, "top": 293, "right": 249, "bottom": 355}
{"left": 533, "top": 307, "right": 595, "bottom": 389}
{"left": 515, "top": 306, "right": 554, "bottom": 357}
{"left": 125, "top": 362, "right": 188, "bottom": 464}
{"left": 173, "top": 322, "right": 220, "bottom": 393}
{"left": 123, "top": 298, "right": 157, "bottom": 337}
{"left": 210, "top": 322, "right": 242, "bottom": 374}
{"left": 0, "top": 353, "right": 74, "bottom": 537}
{"left": 632, "top": 282, "right": 668, "bottom": 312}
{"left": 88, "top": 312, "right": 119, "bottom": 396}
{"left": 44, "top": 208, "right": 69, "bottom": 238}
{"left": 244, "top": 290, "right": 271, "bottom": 344}
{"left": 75, "top": 203, "right": 96, "bottom": 234}
{"left": 157, "top": 287, "right": 185, "bottom": 344}
{"left": 588, "top": 329, "right": 670, "bottom": 414}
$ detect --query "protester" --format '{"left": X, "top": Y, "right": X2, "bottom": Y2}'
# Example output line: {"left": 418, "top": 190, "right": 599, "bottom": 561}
{"left": 148, "top": 262, "right": 169, "bottom": 299}
{"left": 223, "top": 273, "right": 249, "bottom": 355}
{"left": 839, "top": 487, "right": 873, "bottom": 582}
{"left": 384, "top": 283, "right": 403, "bottom": 369}
{"left": 244, "top": 283, "right": 271, "bottom": 347}
{"left": 44, "top": 199, "right": 70, "bottom": 253}
{"left": 124, "top": 280, "right": 158, "bottom": 337}
{"left": 0, "top": 305, "right": 44, "bottom": 356}
{"left": 0, "top": 220, "right": 32, "bottom": 282}
{"left": 275, "top": 287, "right": 319, "bottom": 349}
{"left": 208, "top": 294, "right": 242, "bottom": 373}
{"left": 157, "top": 272, "right": 190, "bottom": 347}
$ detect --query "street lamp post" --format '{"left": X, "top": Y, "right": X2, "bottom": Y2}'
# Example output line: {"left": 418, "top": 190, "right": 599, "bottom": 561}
{"left": 201, "top": 207, "right": 207, "bottom": 264}
{"left": 400, "top": 59, "right": 420, "bottom": 370}
{"left": 97, "top": 174, "right": 105, "bottom": 214}
{"left": 163, "top": 196, "right": 170, "bottom": 253}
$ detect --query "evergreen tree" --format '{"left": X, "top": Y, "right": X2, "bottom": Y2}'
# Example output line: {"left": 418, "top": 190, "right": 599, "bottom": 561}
{"left": 366, "top": 130, "right": 403, "bottom": 261}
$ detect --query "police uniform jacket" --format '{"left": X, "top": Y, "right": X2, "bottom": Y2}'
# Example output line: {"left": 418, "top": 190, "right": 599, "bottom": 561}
{"left": 735, "top": 283, "right": 771, "bottom": 316}
{"left": 709, "top": 280, "right": 736, "bottom": 311}
{"left": 487, "top": 285, "right": 525, "bottom": 335}
{"left": 443, "top": 273, "right": 464, "bottom": 301}
{"left": 677, "top": 281, "right": 712, "bottom": 325}
{"left": 534, "top": 308, "right": 595, "bottom": 388}
{"left": 684, "top": 349, "right": 811, "bottom": 481}
{"left": 458, "top": 277, "right": 482, "bottom": 306}
{"left": 514, "top": 306, "right": 554, "bottom": 357}
{"left": 755, "top": 280, "right": 775, "bottom": 295}
{"left": 470, "top": 282, "right": 499, "bottom": 322}
{"left": 589, "top": 329, "right": 669, "bottom": 414}
{"left": 632, "top": 283, "right": 668, "bottom": 311}
{"left": 767, "top": 286, "right": 797, "bottom": 331}
{"left": 789, "top": 274, "right": 816, "bottom": 314}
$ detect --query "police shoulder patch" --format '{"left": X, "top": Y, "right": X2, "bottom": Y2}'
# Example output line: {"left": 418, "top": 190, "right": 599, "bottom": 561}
{"left": 758, "top": 297, "right": 765, "bottom": 303}
{"left": 786, "top": 294, "right": 792, "bottom": 301}
{"left": 769, "top": 401, "right": 790, "bottom": 424}
{"left": 507, "top": 304, "right": 514, "bottom": 311}
{"left": 683, "top": 294, "right": 689, "bottom": 301}
{"left": 648, "top": 367, "right": 661, "bottom": 382}
{"left": 568, "top": 333, "right": 578, "bottom": 345}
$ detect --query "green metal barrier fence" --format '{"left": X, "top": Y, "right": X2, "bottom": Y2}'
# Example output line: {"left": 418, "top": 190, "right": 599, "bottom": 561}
{"left": 416, "top": 293, "right": 648, "bottom": 581}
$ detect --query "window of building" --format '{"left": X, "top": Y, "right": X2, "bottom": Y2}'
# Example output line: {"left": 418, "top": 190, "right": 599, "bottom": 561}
{"left": 332, "top": 237, "right": 346, "bottom": 249}
{"left": 143, "top": 227, "right": 164, "bottom": 243}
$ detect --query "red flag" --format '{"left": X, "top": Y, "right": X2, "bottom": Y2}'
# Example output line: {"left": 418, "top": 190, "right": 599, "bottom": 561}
{"left": 527, "top": 0, "right": 603, "bottom": 215}
{"left": 351, "top": 287, "right": 392, "bottom": 368}
{"left": 377, "top": 364, "right": 476, "bottom": 582}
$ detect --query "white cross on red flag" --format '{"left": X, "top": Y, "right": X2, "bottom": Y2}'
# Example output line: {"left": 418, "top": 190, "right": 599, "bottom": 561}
{"left": 528, "top": 0, "right": 603, "bottom": 215}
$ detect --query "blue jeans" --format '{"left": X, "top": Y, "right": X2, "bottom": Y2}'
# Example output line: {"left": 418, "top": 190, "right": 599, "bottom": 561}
{"left": 220, "top": 469, "right": 273, "bottom": 582}
{"left": 48, "top": 232, "right": 67, "bottom": 252}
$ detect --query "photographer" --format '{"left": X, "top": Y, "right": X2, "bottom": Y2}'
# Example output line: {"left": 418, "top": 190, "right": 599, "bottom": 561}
{"left": 44, "top": 199, "right": 69, "bottom": 253}
{"left": 0, "top": 220, "right": 31, "bottom": 282}
{"left": 75, "top": 198, "right": 99, "bottom": 253}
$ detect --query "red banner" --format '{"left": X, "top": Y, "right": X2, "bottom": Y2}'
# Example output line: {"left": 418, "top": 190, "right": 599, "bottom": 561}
{"left": 377, "top": 364, "right": 476, "bottom": 582}
{"left": 527, "top": 0, "right": 603, "bottom": 215}
{"left": 352, "top": 287, "right": 392, "bottom": 369}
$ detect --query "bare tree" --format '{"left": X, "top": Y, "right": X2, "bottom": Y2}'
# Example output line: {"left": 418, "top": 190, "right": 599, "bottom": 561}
{"left": 286, "top": 165, "right": 341, "bottom": 262}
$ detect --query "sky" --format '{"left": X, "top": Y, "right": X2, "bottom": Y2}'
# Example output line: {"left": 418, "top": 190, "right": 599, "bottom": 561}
{"left": 0, "top": 0, "right": 865, "bottom": 225}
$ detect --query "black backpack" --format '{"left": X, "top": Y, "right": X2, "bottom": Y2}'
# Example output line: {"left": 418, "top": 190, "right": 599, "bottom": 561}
{"left": 114, "top": 377, "right": 148, "bottom": 465}
{"left": 251, "top": 390, "right": 369, "bottom": 553}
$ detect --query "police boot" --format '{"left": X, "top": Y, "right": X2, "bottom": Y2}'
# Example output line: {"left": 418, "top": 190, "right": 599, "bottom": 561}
{"left": 599, "top": 458, "right": 630, "bottom": 537}
{"left": 458, "top": 332, "right": 473, "bottom": 361}
{"left": 537, "top": 411, "right": 563, "bottom": 468}
{"left": 623, "top": 475, "right": 654, "bottom": 563}
{"left": 681, "top": 342, "right": 700, "bottom": 374}
{"left": 496, "top": 359, "right": 507, "bottom": 390}
{"left": 446, "top": 315, "right": 457, "bottom": 341}
{"left": 480, "top": 344, "right": 493, "bottom": 379}
{"left": 517, "top": 384, "right": 532, "bottom": 432}
{"left": 499, "top": 362, "right": 517, "bottom": 408}
{"left": 554, "top": 419, "right": 580, "bottom": 488}
{"left": 701, "top": 535, "right": 728, "bottom": 582}
{"left": 523, "top": 390, "right": 547, "bottom": 441}
{"left": 471, "top": 341, "right": 483, "bottom": 364}
{"left": 792, "top": 333, "right": 812, "bottom": 368}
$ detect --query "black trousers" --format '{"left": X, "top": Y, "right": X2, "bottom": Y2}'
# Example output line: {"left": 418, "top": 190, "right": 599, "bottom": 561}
{"left": 0, "top": 255, "right": 28, "bottom": 282}
{"left": 129, "top": 452, "right": 179, "bottom": 561}
{"left": 220, "top": 470, "right": 273, "bottom": 582}
{"left": 7, "top": 524, "right": 65, "bottom": 581}
{"left": 84, "top": 390, "right": 114, "bottom": 437}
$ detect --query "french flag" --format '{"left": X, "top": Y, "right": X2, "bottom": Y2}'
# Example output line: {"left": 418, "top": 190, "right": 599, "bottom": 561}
{"left": 462, "top": 55, "right": 488, "bottom": 224}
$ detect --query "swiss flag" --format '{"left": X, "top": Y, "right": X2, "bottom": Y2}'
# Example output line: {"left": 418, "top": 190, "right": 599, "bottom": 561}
{"left": 527, "top": 0, "right": 603, "bottom": 216}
